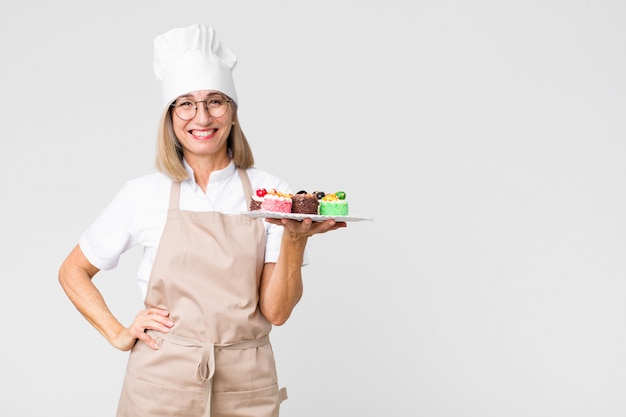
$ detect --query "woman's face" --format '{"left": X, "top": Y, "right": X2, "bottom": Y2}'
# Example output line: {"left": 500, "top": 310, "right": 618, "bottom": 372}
{"left": 171, "top": 90, "right": 234, "bottom": 160}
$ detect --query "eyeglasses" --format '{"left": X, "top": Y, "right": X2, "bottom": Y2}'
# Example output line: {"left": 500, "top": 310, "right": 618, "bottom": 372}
{"left": 171, "top": 96, "right": 232, "bottom": 120}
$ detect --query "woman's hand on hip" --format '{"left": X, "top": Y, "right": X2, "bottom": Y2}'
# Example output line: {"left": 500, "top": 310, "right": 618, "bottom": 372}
{"left": 115, "top": 307, "right": 174, "bottom": 351}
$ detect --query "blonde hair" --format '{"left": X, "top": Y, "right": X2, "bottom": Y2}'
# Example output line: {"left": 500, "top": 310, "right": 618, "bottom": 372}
{"left": 155, "top": 102, "right": 255, "bottom": 181}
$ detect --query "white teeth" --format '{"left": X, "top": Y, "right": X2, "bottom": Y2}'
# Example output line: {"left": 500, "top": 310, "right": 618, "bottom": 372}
{"left": 193, "top": 130, "right": 215, "bottom": 138}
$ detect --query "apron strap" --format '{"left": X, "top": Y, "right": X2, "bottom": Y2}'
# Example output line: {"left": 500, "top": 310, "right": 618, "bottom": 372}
{"left": 237, "top": 168, "right": 253, "bottom": 205}
{"left": 169, "top": 181, "right": 181, "bottom": 210}
{"left": 146, "top": 331, "right": 270, "bottom": 383}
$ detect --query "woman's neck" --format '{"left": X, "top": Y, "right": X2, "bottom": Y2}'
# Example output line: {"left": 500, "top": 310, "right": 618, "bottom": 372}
{"left": 185, "top": 152, "right": 231, "bottom": 193}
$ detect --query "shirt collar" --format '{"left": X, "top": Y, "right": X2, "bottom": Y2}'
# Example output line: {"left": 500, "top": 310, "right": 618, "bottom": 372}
{"left": 182, "top": 158, "right": 237, "bottom": 191}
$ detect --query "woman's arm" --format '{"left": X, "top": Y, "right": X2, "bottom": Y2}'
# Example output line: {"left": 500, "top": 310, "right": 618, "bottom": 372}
{"left": 259, "top": 218, "right": 346, "bottom": 325}
{"left": 58, "top": 244, "right": 173, "bottom": 350}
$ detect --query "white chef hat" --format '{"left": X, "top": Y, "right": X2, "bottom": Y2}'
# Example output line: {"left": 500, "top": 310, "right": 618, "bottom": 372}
{"left": 153, "top": 23, "right": 238, "bottom": 108}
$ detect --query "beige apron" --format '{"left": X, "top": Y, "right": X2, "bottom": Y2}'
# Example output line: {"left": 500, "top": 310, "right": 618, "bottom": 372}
{"left": 116, "top": 169, "right": 287, "bottom": 417}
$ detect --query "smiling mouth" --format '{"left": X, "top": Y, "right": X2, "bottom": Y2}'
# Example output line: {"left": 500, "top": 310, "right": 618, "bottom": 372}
{"left": 191, "top": 129, "right": 217, "bottom": 138}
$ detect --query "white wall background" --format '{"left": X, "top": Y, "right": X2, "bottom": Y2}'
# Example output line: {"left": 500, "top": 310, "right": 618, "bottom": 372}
{"left": 1, "top": 1, "right": 625, "bottom": 416}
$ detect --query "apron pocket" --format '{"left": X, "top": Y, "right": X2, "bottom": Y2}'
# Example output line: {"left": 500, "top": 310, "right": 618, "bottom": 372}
{"left": 129, "top": 377, "right": 207, "bottom": 416}
{"left": 211, "top": 383, "right": 285, "bottom": 417}
{"left": 117, "top": 339, "right": 209, "bottom": 416}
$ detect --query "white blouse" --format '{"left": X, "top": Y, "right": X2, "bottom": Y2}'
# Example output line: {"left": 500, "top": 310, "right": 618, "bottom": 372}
{"left": 79, "top": 160, "right": 306, "bottom": 298}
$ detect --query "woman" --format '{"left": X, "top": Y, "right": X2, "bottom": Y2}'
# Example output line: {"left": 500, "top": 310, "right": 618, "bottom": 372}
{"left": 58, "top": 23, "right": 346, "bottom": 417}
